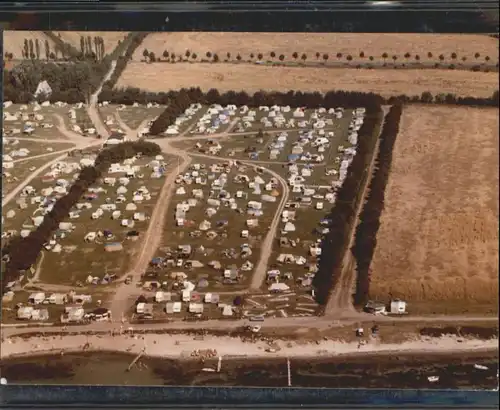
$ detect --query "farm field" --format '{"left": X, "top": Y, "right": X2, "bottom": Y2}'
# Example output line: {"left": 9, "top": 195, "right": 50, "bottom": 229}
{"left": 370, "top": 105, "right": 499, "bottom": 313}
{"left": 3, "top": 31, "right": 56, "bottom": 60}
{"left": 117, "top": 63, "right": 499, "bottom": 99}
{"left": 135, "top": 33, "right": 499, "bottom": 65}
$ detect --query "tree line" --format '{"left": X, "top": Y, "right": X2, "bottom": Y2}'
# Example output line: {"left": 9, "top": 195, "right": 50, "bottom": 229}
{"left": 312, "top": 105, "right": 384, "bottom": 307}
{"left": 139, "top": 48, "right": 498, "bottom": 71}
{"left": 1, "top": 140, "right": 162, "bottom": 296}
{"left": 352, "top": 104, "right": 404, "bottom": 307}
{"left": 4, "top": 34, "right": 107, "bottom": 62}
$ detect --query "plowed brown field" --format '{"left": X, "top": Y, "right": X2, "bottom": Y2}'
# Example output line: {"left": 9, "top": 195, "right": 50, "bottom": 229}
{"left": 116, "top": 63, "right": 499, "bottom": 99}
{"left": 370, "top": 105, "right": 499, "bottom": 307}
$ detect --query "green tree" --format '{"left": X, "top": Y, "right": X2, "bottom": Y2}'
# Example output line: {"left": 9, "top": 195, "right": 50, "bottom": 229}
{"left": 44, "top": 39, "right": 50, "bottom": 60}
{"left": 28, "top": 39, "right": 35, "bottom": 59}
{"left": 35, "top": 39, "right": 40, "bottom": 59}
{"left": 23, "top": 39, "right": 29, "bottom": 59}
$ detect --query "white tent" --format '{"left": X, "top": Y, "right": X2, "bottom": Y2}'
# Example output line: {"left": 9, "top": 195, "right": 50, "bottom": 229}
{"left": 34, "top": 80, "right": 52, "bottom": 98}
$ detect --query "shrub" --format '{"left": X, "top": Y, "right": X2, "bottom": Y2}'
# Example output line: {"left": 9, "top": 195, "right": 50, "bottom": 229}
{"left": 352, "top": 104, "right": 404, "bottom": 306}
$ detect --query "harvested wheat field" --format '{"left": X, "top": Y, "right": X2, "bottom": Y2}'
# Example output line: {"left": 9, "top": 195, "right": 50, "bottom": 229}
{"left": 370, "top": 105, "right": 499, "bottom": 308}
{"left": 135, "top": 32, "right": 499, "bottom": 63}
{"left": 117, "top": 63, "right": 499, "bottom": 99}
{"left": 3, "top": 31, "right": 55, "bottom": 59}
{"left": 54, "top": 31, "right": 128, "bottom": 56}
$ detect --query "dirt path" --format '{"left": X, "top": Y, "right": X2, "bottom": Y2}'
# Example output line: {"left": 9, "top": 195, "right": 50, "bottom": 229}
{"left": 29, "top": 252, "right": 45, "bottom": 283}
{"left": 245, "top": 164, "right": 289, "bottom": 290}
{"left": 4, "top": 137, "right": 72, "bottom": 144}
{"left": 13, "top": 149, "right": 75, "bottom": 164}
{"left": 325, "top": 108, "right": 388, "bottom": 314}
{"left": 53, "top": 114, "right": 90, "bottom": 144}
{"left": 1, "top": 314, "right": 498, "bottom": 338}
{"left": 108, "top": 141, "right": 192, "bottom": 320}
{"left": 114, "top": 111, "right": 133, "bottom": 135}
{"left": 2, "top": 153, "right": 72, "bottom": 207}
{"left": 114, "top": 113, "right": 154, "bottom": 141}
{"left": 86, "top": 60, "right": 117, "bottom": 139}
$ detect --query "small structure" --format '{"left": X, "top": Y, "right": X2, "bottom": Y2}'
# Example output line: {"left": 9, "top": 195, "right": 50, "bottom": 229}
{"left": 48, "top": 293, "right": 67, "bottom": 305}
{"left": 189, "top": 303, "right": 204, "bottom": 314}
{"left": 390, "top": 299, "right": 407, "bottom": 315}
{"left": 364, "top": 300, "right": 387, "bottom": 315}
{"left": 28, "top": 292, "right": 45, "bottom": 305}
{"left": 222, "top": 305, "right": 233, "bottom": 316}
{"left": 17, "top": 306, "right": 34, "bottom": 320}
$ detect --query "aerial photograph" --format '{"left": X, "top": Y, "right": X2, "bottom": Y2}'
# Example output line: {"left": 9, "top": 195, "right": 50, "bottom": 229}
{"left": 0, "top": 30, "right": 498, "bottom": 389}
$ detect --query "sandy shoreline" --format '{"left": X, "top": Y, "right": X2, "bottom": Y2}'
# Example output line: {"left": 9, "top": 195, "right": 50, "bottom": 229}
{"left": 2, "top": 333, "right": 498, "bottom": 361}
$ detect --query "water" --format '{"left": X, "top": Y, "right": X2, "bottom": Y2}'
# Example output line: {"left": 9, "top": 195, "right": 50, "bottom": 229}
{"left": 1, "top": 351, "right": 498, "bottom": 389}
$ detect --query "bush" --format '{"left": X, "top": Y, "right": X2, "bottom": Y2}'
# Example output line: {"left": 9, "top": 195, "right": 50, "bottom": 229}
{"left": 352, "top": 104, "right": 404, "bottom": 306}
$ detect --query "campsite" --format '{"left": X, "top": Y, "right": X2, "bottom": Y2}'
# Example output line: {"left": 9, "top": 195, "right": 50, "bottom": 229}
{"left": 2, "top": 147, "right": 172, "bottom": 286}
{"left": 1, "top": 29, "right": 498, "bottom": 393}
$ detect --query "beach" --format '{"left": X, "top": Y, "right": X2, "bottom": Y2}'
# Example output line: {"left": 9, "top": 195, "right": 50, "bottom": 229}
{"left": 2, "top": 331, "right": 498, "bottom": 361}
